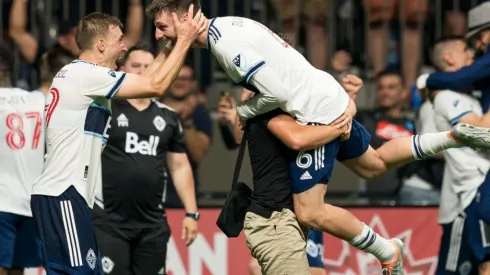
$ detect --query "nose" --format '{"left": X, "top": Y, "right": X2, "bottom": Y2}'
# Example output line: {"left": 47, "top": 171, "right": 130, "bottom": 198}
{"left": 155, "top": 29, "right": 164, "bottom": 40}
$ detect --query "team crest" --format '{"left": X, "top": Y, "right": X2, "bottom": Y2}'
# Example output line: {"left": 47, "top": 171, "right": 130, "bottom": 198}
{"left": 86, "top": 249, "right": 97, "bottom": 270}
{"left": 108, "top": 70, "right": 117, "bottom": 78}
{"left": 153, "top": 116, "right": 166, "bottom": 132}
{"left": 117, "top": 113, "right": 129, "bottom": 127}
{"left": 459, "top": 261, "right": 472, "bottom": 275}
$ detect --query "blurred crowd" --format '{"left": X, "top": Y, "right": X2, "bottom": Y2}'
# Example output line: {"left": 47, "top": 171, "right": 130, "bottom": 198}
{"left": 0, "top": 0, "right": 485, "bottom": 205}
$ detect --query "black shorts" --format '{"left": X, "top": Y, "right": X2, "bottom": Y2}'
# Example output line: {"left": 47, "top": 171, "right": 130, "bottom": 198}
{"left": 94, "top": 221, "right": 171, "bottom": 275}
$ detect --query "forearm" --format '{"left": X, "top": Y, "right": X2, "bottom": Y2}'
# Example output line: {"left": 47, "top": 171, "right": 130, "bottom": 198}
{"left": 183, "top": 125, "right": 209, "bottom": 162}
{"left": 148, "top": 40, "right": 191, "bottom": 95}
{"left": 10, "top": 0, "right": 27, "bottom": 32}
{"left": 426, "top": 57, "right": 490, "bottom": 91}
{"left": 219, "top": 125, "right": 239, "bottom": 149}
{"left": 9, "top": 0, "right": 37, "bottom": 63}
{"left": 123, "top": 0, "right": 144, "bottom": 48}
{"left": 237, "top": 94, "right": 281, "bottom": 119}
{"left": 292, "top": 125, "right": 344, "bottom": 150}
{"left": 170, "top": 166, "right": 198, "bottom": 213}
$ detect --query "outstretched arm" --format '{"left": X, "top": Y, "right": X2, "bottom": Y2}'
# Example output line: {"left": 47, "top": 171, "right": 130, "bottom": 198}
{"left": 421, "top": 54, "right": 490, "bottom": 92}
{"left": 9, "top": 0, "right": 39, "bottom": 63}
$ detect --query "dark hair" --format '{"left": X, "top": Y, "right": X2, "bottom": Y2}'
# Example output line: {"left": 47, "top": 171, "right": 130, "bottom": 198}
{"left": 40, "top": 46, "right": 75, "bottom": 84}
{"left": 76, "top": 12, "right": 124, "bottom": 51}
{"left": 376, "top": 69, "right": 404, "bottom": 85}
{"left": 146, "top": 0, "right": 201, "bottom": 18}
{"left": 120, "top": 44, "right": 155, "bottom": 66}
{"left": 0, "top": 45, "right": 14, "bottom": 86}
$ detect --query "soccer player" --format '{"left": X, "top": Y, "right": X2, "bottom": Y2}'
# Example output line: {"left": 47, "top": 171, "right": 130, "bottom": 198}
{"left": 92, "top": 44, "right": 199, "bottom": 275}
{"left": 30, "top": 9, "right": 206, "bottom": 274}
{"left": 423, "top": 36, "right": 490, "bottom": 275}
{"left": 147, "top": 1, "right": 490, "bottom": 273}
{"left": 0, "top": 45, "right": 44, "bottom": 275}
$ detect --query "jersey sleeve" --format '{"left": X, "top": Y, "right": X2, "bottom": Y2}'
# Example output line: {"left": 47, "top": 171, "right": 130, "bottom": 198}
{"left": 433, "top": 91, "right": 474, "bottom": 126}
{"left": 81, "top": 66, "right": 127, "bottom": 99}
{"left": 220, "top": 41, "right": 266, "bottom": 84}
{"left": 169, "top": 114, "right": 186, "bottom": 153}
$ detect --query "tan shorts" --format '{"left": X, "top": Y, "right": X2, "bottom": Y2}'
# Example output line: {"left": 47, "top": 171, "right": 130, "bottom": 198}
{"left": 269, "top": 0, "right": 327, "bottom": 21}
{"left": 244, "top": 209, "right": 310, "bottom": 275}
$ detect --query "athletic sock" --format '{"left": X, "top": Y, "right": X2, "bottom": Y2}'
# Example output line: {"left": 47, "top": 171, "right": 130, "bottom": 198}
{"left": 411, "top": 132, "right": 461, "bottom": 160}
{"left": 348, "top": 223, "right": 395, "bottom": 262}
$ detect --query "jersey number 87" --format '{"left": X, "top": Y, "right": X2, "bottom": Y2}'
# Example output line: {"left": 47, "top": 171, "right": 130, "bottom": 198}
{"left": 5, "top": 112, "right": 42, "bottom": 150}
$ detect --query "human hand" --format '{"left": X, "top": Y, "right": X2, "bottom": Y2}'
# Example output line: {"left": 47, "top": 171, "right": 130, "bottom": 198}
{"left": 217, "top": 96, "right": 237, "bottom": 125}
{"left": 341, "top": 74, "right": 363, "bottom": 98}
{"left": 173, "top": 5, "right": 207, "bottom": 45}
{"left": 182, "top": 217, "right": 198, "bottom": 246}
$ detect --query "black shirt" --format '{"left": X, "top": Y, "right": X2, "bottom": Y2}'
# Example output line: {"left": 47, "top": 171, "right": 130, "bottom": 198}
{"left": 246, "top": 109, "right": 294, "bottom": 218}
{"left": 94, "top": 99, "right": 186, "bottom": 227}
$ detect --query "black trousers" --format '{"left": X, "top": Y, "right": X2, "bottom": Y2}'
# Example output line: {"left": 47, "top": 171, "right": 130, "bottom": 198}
{"left": 94, "top": 220, "right": 170, "bottom": 275}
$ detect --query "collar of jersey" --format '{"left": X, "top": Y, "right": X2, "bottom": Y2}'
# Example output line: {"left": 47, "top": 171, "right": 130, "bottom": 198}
{"left": 72, "top": 59, "right": 99, "bottom": 66}
{"left": 206, "top": 18, "right": 217, "bottom": 50}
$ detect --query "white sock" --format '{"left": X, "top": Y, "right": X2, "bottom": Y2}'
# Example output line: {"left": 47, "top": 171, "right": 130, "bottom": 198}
{"left": 348, "top": 223, "right": 395, "bottom": 262}
{"left": 411, "top": 132, "right": 461, "bottom": 160}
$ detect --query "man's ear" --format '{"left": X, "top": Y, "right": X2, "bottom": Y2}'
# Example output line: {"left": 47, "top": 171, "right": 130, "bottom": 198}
{"left": 443, "top": 52, "right": 453, "bottom": 67}
{"left": 96, "top": 38, "right": 106, "bottom": 52}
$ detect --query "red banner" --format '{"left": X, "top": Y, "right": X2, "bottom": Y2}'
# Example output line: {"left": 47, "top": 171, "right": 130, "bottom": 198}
{"left": 28, "top": 208, "right": 441, "bottom": 275}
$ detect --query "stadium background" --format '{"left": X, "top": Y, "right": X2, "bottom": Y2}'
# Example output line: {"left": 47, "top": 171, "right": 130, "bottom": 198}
{"left": 0, "top": 0, "right": 482, "bottom": 274}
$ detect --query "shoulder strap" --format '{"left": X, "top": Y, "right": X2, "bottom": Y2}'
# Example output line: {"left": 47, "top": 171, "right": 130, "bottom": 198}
{"left": 232, "top": 134, "right": 247, "bottom": 189}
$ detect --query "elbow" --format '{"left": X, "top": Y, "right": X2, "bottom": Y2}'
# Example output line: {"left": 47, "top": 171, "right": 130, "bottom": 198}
{"left": 287, "top": 135, "right": 306, "bottom": 151}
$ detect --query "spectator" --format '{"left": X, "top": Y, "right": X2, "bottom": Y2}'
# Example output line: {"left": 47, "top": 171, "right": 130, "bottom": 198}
{"left": 161, "top": 64, "right": 213, "bottom": 207}
{"left": 8, "top": 0, "right": 143, "bottom": 68}
{"left": 355, "top": 70, "right": 416, "bottom": 197}
{"left": 363, "top": 0, "right": 427, "bottom": 87}
{"left": 269, "top": 0, "right": 328, "bottom": 70}
{"left": 36, "top": 47, "right": 74, "bottom": 94}
{"left": 443, "top": 1, "right": 486, "bottom": 36}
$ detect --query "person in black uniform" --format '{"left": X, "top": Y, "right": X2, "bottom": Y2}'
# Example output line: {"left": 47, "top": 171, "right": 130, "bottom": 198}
{"left": 92, "top": 45, "right": 199, "bottom": 275}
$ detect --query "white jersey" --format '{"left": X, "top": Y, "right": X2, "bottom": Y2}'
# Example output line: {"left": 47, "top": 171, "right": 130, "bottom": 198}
{"left": 0, "top": 88, "right": 45, "bottom": 216}
{"left": 207, "top": 17, "right": 349, "bottom": 125}
{"left": 32, "top": 60, "right": 126, "bottom": 208}
{"left": 433, "top": 90, "right": 490, "bottom": 224}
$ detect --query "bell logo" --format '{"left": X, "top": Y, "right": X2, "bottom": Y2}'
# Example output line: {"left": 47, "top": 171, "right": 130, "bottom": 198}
{"left": 125, "top": 132, "right": 159, "bottom": 156}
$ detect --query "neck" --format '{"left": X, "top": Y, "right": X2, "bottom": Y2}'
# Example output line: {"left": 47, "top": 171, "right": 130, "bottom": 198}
{"left": 127, "top": 98, "right": 151, "bottom": 110}
{"left": 196, "top": 18, "right": 211, "bottom": 48}
{"left": 39, "top": 83, "right": 51, "bottom": 94}
{"left": 78, "top": 51, "right": 114, "bottom": 68}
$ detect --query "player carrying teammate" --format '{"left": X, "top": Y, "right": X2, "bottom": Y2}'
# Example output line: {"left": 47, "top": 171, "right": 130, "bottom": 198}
{"left": 147, "top": 1, "right": 490, "bottom": 273}
{"left": 30, "top": 9, "right": 206, "bottom": 274}
{"left": 0, "top": 45, "right": 44, "bottom": 275}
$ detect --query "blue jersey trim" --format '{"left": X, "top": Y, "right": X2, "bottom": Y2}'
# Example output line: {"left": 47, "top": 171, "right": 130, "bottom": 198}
{"left": 450, "top": 110, "right": 472, "bottom": 126}
{"left": 89, "top": 103, "right": 111, "bottom": 115}
{"left": 105, "top": 73, "right": 127, "bottom": 99}
{"left": 243, "top": 61, "right": 266, "bottom": 84}
{"left": 206, "top": 18, "right": 218, "bottom": 49}
{"left": 83, "top": 131, "right": 108, "bottom": 142}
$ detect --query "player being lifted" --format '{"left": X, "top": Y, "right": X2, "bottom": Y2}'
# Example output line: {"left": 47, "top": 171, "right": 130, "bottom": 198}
{"left": 30, "top": 8, "right": 206, "bottom": 274}
{"left": 0, "top": 45, "right": 44, "bottom": 275}
{"left": 146, "top": 0, "right": 490, "bottom": 273}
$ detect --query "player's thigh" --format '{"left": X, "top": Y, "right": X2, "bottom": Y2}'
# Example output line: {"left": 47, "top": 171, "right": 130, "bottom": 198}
{"left": 31, "top": 186, "right": 103, "bottom": 275}
{"left": 0, "top": 212, "right": 18, "bottom": 269}
{"left": 132, "top": 224, "right": 170, "bottom": 275}
{"left": 12, "top": 216, "right": 42, "bottom": 269}
{"left": 290, "top": 140, "right": 338, "bottom": 195}
{"left": 94, "top": 225, "right": 131, "bottom": 275}
{"left": 362, "top": 0, "right": 396, "bottom": 22}
{"left": 244, "top": 209, "right": 310, "bottom": 275}
{"left": 400, "top": 0, "right": 428, "bottom": 22}
{"left": 306, "top": 229, "right": 325, "bottom": 270}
